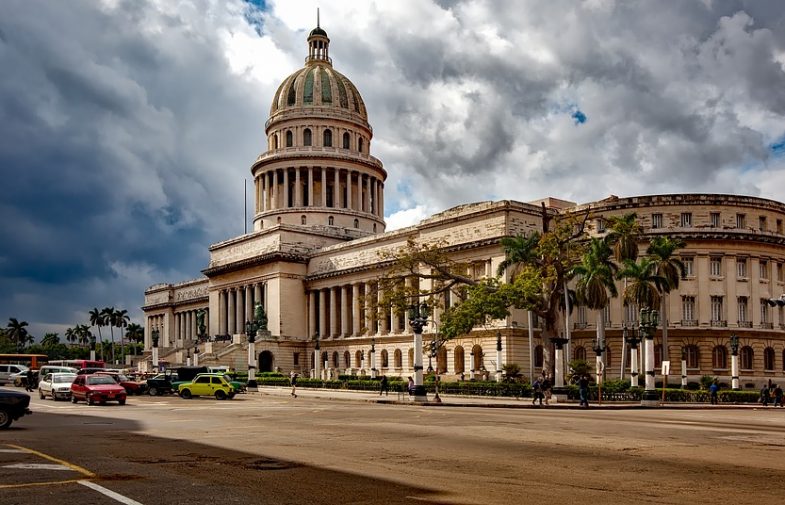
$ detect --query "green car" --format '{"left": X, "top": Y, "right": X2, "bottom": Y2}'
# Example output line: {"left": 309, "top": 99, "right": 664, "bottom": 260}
{"left": 178, "top": 374, "right": 236, "bottom": 400}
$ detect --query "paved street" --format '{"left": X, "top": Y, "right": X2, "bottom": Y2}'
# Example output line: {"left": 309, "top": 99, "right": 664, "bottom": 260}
{"left": 2, "top": 390, "right": 785, "bottom": 504}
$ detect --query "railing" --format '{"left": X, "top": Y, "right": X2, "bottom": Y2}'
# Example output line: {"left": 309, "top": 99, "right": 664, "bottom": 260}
{"left": 710, "top": 320, "right": 727, "bottom": 327}
{"left": 681, "top": 319, "right": 698, "bottom": 327}
{"left": 737, "top": 321, "right": 753, "bottom": 328}
{"left": 573, "top": 322, "right": 588, "bottom": 330}
{"left": 760, "top": 322, "right": 774, "bottom": 329}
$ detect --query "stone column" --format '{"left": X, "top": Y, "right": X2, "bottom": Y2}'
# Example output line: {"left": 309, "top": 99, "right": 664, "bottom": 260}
{"left": 377, "top": 286, "right": 387, "bottom": 335}
{"left": 308, "top": 290, "right": 317, "bottom": 338}
{"left": 352, "top": 283, "right": 362, "bottom": 336}
{"left": 227, "top": 289, "right": 236, "bottom": 335}
{"left": 731, "top": 350, "right": 740, "bottom": 390}
{"left": 245, "top": 285, "right": 253, "bottom": 323}
{"left": 307, "top": 167, "right": 313, "bottom": 206}
{"left": 340, "top": 285, "right": 349, "bottom": 337}
{"left": 319, "top": 288, "right": 328, "bottom": 338}
{"left": 269, "top": 171, "right": 276, "bottom": 209}
{"left": 283, "top": 168, "right": 289, "bottom": 209}
{"left": 219, "top": 290, "right": 227, "bottom": 335}
{"left": 370, "top": 177, "right": 376, "bottom": 215}
{"left": 174, "top": 313, "right": 180, "bottom": 346}
{"left": 365, "top": 175, "right": 371, "bottom": 213}
{"left": 261, "top": 174, "right": 267, "bottom": 212}
{"left": 333, "top": 168, "right": 340, "bottom": 208}
{"left": 379, "top": 182, "right": 384, "bottom": 218}
{"left": 236, "top": 287, "right": 245, "bottom": 334}
{"left": 295, "top": 168, "right": 302, "bottom": 207}
{"left": 321, "top": 167, "right": 327, "bottom": 207}
{"left": 254, "top": 284, "right": 262, "bottom": 310}
{"left": 329, "top": 287, "right": 338, "bottom": 337}
{"left": 365, "top": 282, "right": 374, "bottom": 334}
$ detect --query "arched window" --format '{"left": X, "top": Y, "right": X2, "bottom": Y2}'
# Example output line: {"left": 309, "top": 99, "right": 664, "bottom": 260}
{"left": 353, "top": 219, "right": 359, "bottom": 229}
{"left": 274, "top": 135, "right": 278, "bottom": 149}
{"left": 344, "top": 351, "right": 351, "bottom": 368}
{"left": 454, "top": 346, "right": 465, "bottom": 373}
{"left": 286, "top": 130, "right": 293, "bottom": 147}
{"left": 685, "top": 345, "right": 699, "bottom": 369}
{"left": 394, "top": 349, "right": 402, "bottom": 368}
{"left": 764, "top": 347, "right": 775, "bottom": 370}
{"left": 358, "top": 137, "right": 364, "bottom": 153}
{"left": 471, "top": 345, "right": 483, "bottom": 371}
{"left": 534, "top": 345, "right": 544, "bottom": 369}
{"left": 740, "top": 346, "right": 754, "bottom": 370}
{"left": 343, "top": 132, "right": 350, "bottom": 149}
{"left": 381, "top": 349, "right": 388, "bottom": 368}
{"left": 332, "top": 351, "right": 339, "bottom": 368}
{"left": 574, "top": 346, "right": 586, "bottom": 361}
{"left": 437, "top": 346, "right": 447, "bottom": 374}
{"left": 276, "top": 216, "right": 281, "bottom": 224}
{"left": 301, "top": 215, "right": 307, "bottom": 225}
{"left": 323, "top": 129, "right": 332, "bottom": 147}
{"left": 355, "top": 350, "right": 363, "bottom": 368}
{"left": 303, "top": 128, "right": 312, "bottom": 146}
{"left": 408, "top": 348, "right": 414, "bottom": 369}
{"left": 328, "top": 216, "right": 334, "bottom": 226}
{"left": 373, "top": 223, "right": 377, "bottom": 232}
{"left": 712, "top": 346, "right": 728, "bottom": 369}
{"left": 321, "top": 351, "right": 328, "bottom": 365}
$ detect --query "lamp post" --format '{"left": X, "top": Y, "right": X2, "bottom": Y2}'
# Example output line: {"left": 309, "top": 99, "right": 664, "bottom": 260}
{"left": 186, "top": 346, "right": 192, "bottom": 367}
{"left": 193, "top": 343, "right": 200, "bottom": 367}
{"left": 496, "top": 332, "right": 503, "bottom": 383}
{"left": 151, "top": 329, "right": 160, "bottom": 373}
{"left": 427, "top": 339, "right": 435, "bottom": 374}
{"left": 729, "top": 334, "right": 740, "bottom": 390}
{"left": 90, "top": 335, "right": 97, "bottom": 362}
{"left": 680, "top": 347, "right": 688, "bottom": 389}
{"left": 639, "top": 307, "right": 659, "bottom": 405}
{"left": 549, "top": 335, "right": 569, "bottom": 388}
{"left": 313, "top": 333, "right": 321, "bottom": 380}
{"left": 408, "top": 301, "right": 429, "bottom": 402}
{"left": 370, "top": 337, "right": 377, "bottom": 379}
{"left": 244, "top": 319, "right": 258, "bottom": 390}
{"left": 592, "top": 340, "right": 606, "bottom": 385}
{"left": 623, "top": 324, "right": 641, "bottom": 388}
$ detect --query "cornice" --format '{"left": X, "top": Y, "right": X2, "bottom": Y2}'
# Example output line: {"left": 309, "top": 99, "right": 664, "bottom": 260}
{"left": 202, "top": 251, "right": 308, "bottom": 277}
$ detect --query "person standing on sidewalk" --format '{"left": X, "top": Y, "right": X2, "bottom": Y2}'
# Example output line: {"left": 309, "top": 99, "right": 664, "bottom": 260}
{"left": 290, "top": 371, "right": 298, "bottom": 398}
{"left": 709, "top": 379, "right": 719, "bottom": 405}
{"left": 531, "top": 377, "right": 544, "bottom": 406}
{"left": 578, "top": 374, "right": 590, "bottom": 408}
{"left": 774, "top": 384, "right": 783, "bottom": 407}
{"left": 379, "top": 375, "right": 389, "bottom": 396}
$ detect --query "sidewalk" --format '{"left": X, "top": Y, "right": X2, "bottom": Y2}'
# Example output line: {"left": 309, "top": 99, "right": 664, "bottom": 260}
{"left": 253, "top": 386, "right": 769, "bottom": 409}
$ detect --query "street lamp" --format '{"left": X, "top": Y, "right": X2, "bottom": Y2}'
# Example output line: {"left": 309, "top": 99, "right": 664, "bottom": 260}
{"left": 639, "top": 307, "right": 660, "bottom": 405}
{"left": 680, "top": 347, "right": 688, "bottom": 389}
{"left": 495, "top": 332, "right": 503, "bottom": 383}
{"left": 313, "top": 332, "right": 321, "bottom": 379}
{"left": 244, "top": 319, "right": 258, "bottom": 390}
{"left": 370, "top": 337, "right": 377, "bottom": 379}
{"left": 151, "top": 329, "right": 160, "bottom": 373}
{"left": 186, "top": 346, "right": 192, "bottom": 367}
{"left": 193, "top": 343, "right": 200, "bottom": 367}
{"left": 549, "top": 335, "right": 569, "bottom": 388}
{"left": 729, "top": 333, "right": 740, "bottom": 390}
{"left": 623, "top": 324, "right": 641, "bottom": 387}
{"left": 408, "top": 301, "right": 429, "bottom": 402}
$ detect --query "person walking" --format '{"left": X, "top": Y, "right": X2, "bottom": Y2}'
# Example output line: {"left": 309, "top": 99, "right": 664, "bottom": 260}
{"left": 709, "top": 379, "right": 719, "bottom": 405}
{"left": 774, "top": 384, "right": 784, "bottom": 407}
{"left": 407, "top": 376, "right": 415, "bottom": 396}
{"left": 542, "top": 374, "right": 552, "bottom": 406}
{"left": 379, "top": 375, "right": 389, "bottom": 396}
{"left": 290, "top": 371, "right": 298, "bottom": 398}
{"left": 760, "top": 383, "right": 770, "bottom": 406}
{"left": 578, "top": 374, "right": 590, "bottom": 408}
{"left": 531, "top": 377, "right": 544, "bottom": 406}
{"left": 25, "top": 367, "right": 35, "bottom": 392}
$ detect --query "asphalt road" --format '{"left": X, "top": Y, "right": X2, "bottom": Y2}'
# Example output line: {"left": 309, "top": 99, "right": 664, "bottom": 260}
{"left": 2, "top": 391, "right": 785, "bottom": 505}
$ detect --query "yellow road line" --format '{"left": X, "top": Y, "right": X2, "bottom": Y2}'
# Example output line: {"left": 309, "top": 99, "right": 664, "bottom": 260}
{"left": 4, "top": 444, "right": 95, "bottom": 477}
{"left": 0, "top": 478, "right": 85, "bottom": 490}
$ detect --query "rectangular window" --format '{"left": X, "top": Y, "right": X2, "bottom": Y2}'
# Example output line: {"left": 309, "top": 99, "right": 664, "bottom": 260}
{"left": 577, "top": 305, "right": 587, "bottom": 325}
{"left": 760, "top": 260, "right": 769, "bottom": 280}
{"left": 624, "top": 303, "right": 638, "bottom": 324}
{"left": 680, "top": 212, "right": 692, "bottom": 227}
{"left": 651, "top": 213, "right": 662, "bottom": 229}
{"left": 711, "top": 296, "right": 724, "bottom": 322}
{"left": 682, "top": 257, "right": 694, "bottom": 277}
{"left": 710, "top": 212, "right": 721, "bottom": 228}
{"left": 778, "top": 219, "right": 783, "bottom": 234}
{"left": 779, "top": 263, "right": 784, "bottom": 282}
{"left": 738, "top": 296, "right": 748, "bottom": 323}
{"left": 759, "top": 216, "right": 767, "bottom": 231}
{"left": 761, "top": 300, "right": 769, "bottom": 324}
{"left": 710, "top": 257, "right": 722, "bottom": 277}
{"left": 682, "top": 296, "right": 696, "bottom": 322}
{"left": 736, "top": 258, "right": 747, "bottom": 279}
{"left": 736, "top": 213, "right": 746, "bottom": 228}
{"left": 293, "top": 352, "right": 300, "bottom": 366}
{"left": 597, "top": 218, "right": 605, "bottom": 232}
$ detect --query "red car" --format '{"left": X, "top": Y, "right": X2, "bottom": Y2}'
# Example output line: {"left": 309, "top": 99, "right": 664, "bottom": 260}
{"left": 70, "top": 374, "right": 127, "bottom": 405}
{"left": 94, "top": 371, "right": 147, "bottom": 395}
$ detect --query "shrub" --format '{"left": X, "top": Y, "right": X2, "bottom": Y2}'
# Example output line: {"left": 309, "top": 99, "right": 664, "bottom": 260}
{"left": 699, "top": 375, "right": 716, "bottom": 390}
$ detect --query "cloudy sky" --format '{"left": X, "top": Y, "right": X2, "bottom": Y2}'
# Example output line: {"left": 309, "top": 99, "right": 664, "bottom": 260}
{"left": 1, "top": 0, "right": 784, "bottom": 338}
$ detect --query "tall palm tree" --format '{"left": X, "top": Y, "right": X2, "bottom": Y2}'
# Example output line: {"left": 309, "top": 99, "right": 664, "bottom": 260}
{"left": 617, "top": 257, "right": 667, "bottom": 311}
{"left": 41, "top": 332, "right": 60, "bottom": 347}
{"left": 606, "top": 212, "right": 643, "bottom": 263}
{"left": 647, "top": 236, "right": 686, "bottom": 362}
{"left": 125, "top": 323, "right": 144, "bottom": 355}
{"left": 6, "top": 318, "right": 30, "bottom": 352}
{"left": 572, "top": 237, "right": 618, "bottom": 381}
{"left": 115, "top": 309, "right": 130, "bottom": 347}
{"left": 64, "top": 327, "right": 76, "bottom": 346}
{"left": 496, "top": 233, "right": 540, "bottom": 279}
{"left": 76, "top": 324, "right": 92, "bottom": 348}
{"left": 89, "top": 308, "right": 105, "bottom": 360}
{"left": 101, "top": 307, "right": 117, "bottom": 364}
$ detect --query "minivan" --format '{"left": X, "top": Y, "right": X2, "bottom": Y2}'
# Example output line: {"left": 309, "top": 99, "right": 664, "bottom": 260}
{"left": 0, "top": 364, "right": 28, "bottom": 385}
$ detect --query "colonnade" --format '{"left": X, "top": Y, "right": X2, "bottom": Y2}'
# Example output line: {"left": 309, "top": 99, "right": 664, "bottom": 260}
{"left": 216, "top": 283, "right": 267, "bottom": 335}
{"left": 256, "top": 167, "right": 383, "bottom": 218}
{"left": 146, "top": 314, "right": 167, "bottom": 346}
{"left": 172, "top": 308, "right": 209, "bottom": 345}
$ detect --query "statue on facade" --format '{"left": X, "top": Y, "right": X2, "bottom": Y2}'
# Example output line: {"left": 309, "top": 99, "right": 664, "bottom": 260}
{"left": 254, "top": 303, "right": 268, "bottom": 331}
{"left": 196, "top": 309, "right": 206, "bottom": 338}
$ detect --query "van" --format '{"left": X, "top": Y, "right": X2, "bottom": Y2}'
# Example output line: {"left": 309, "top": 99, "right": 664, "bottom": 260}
{"left": 0, "top": 364, "right": 28, "bottom": 385}
{"left": 207, "top": 366, "right": 229, "bottom": 374}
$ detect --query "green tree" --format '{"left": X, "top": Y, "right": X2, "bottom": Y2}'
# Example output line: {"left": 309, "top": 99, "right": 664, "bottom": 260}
{"left": 41, "top": 332, "right": 60, "bottom": 347}
{"left": 64, "top": 327, "right": 77, "bottom": 346}
{"left": 89, "top": 308, "right": 105, "bottom": 360}
{"left": 125, "top": 323, "right": 144, "bottom": 355}
{"left": 617, "top": 257, "right": 667, "bottom": 310}
{"left": 647, "top": 236, "right": 686, "bottom": 361}
{"left": 76, "top": 324, "right": 93, "bottom": 348}
{"left": 101, "top": 307, "right": 117, "bottom": 364}
{"left": 6, "top": 318, "right": 30, "bottom": 352}
{"left": 606, "top": 212, "right": 643, "bottom": 262}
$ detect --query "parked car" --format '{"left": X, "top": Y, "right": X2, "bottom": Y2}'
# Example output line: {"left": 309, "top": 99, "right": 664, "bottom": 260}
{"left": 178, "top": 373, "right": 236, "bottom": 400}
{"left": 221, "top": 374, "right": 247, "bottom": 393}
{"left": 38, "top": 365, "right": 78, "bottom": 377}
{"left": 70, "top": 374, "right": 127, "bottom": 405}
{"left": 0, "top": 364, "right": 28, "bottom": 385}
{"left": 0, "top": 388, "right": 32, "bottom": 428}
{"left": 38, "top": 373, "right": 77, "bottom": 401}
{"left": 94, "top": 371, "right": 147, "bottom": 395}
{"left": 145, "top": 372, "right": 179, "bottom": 396}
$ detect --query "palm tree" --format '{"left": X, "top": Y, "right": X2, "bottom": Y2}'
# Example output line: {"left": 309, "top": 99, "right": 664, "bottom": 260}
{"left": 647, "top": 236, "right": 686, "bottom": 362}
{"left": 89, "top": 308, "right": 105, "bottom": 360}
{"left": 41, "top": 332, "right": 60, "bottom": 347}
{"left": 115, "top": 309, "right": 130, "bottom": 350}
{"left": 572, "top": 237, "right": 618, "bottom": 382}
{"left": 6, "top": 318, "right": 30, "bottom": 352}
{"left": 617, "top": 257, "right": 667, "bottom": 311}
{"left": 76, "top": 324, "right": 92, "bottom": 348}
{"left": 606, "top": 212, "right": 643, "bottom": 263}
{"left": 65, "top": 327, "right": 77, "bottom": 346}
{"left": 125, "top": 323, "right": 144, "bottom": 355}
{"left": 101, "top": 307, "right": 117, "bottom": 364}
{"left": 496, "top": 233, "right": 540, "bottom": 279}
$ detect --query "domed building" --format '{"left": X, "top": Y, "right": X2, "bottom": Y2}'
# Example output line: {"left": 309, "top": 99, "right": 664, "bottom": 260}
{"left": 143, "top": 26, "right": 785, "bottom": 391}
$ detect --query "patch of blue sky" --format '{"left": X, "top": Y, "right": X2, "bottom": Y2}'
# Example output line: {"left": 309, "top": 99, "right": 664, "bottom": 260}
{"left": 571, "top": 109, "right": 587, "bottom": 124}
{"left": 548, "top": 101, "right": 588, "bottom": 125}
{"left": 771, "top": 136, "right": 785, "bottom": 158}
{"left": 242, "top": 0, "right": 267, "bottom": 35}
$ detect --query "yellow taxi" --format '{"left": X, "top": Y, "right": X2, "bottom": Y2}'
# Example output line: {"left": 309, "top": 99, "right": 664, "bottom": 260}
{"left": 177, "top": 373, "right": 235, "bottom": 400}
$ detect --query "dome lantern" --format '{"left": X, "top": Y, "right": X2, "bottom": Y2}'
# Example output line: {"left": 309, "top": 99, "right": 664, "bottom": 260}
{"left": 307, "top": 9, "right": 330, "bottom": 65}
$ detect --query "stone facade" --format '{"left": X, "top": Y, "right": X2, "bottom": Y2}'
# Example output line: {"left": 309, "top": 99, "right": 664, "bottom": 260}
{"left": 142, "top": 27, "right": 785, "bottom": 389}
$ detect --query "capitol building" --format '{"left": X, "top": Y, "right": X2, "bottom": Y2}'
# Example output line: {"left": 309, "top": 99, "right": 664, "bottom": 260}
{"left": 143, "top": 25, "right": 785, "bottom": 389}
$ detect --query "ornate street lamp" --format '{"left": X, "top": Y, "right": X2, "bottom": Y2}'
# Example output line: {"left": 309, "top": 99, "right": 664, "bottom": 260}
{"left": 370, "top": 337, "right": 377, "bottom": 379}
{"left": 592, "top": 340, "right": 606, "bottom": 384}
{"left": 623, "top": 324, "right": 641, "bottom": 388}
{"left": 729, "top": 333, "right": 740, "bottom": 390}
{"left": 193, "top": 343, "right": 200, "bottom": 367}
{"left": 549, "top": 335, "right": 569, "bottom": 388}
{"left": 408, "top": 301, "right": 429, "bottom": 402}
{"left": 244, "top": 319, "right": 258, "bottom": 390}
{"left": 151, "top": 329, "right": 160, "bottom": 373}
{"left": 495, "top": 332, "right": 503, "bottom": 383}
{"left": 639, "top": 307, "right": 660, "bottom": 405}
{"left": 313, "top": 332, "right": 321, "bottom": 379}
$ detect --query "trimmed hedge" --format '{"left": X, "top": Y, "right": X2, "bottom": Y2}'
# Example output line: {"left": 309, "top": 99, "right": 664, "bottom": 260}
{"left": 565, "top": 386, "right": 761, "bottom": 403}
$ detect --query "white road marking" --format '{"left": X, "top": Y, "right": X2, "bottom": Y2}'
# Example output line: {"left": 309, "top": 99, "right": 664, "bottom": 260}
{"left": 2, "top": 463, "right": 74, "bottom": 470}
{"left": 0, "top": 449, "right": 25, "bottom": 453}
{"left": 78, "top": 480, "right": 145, "bottom": 505}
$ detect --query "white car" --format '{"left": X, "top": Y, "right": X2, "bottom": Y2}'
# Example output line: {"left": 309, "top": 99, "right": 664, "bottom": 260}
{"left": 38, "top": 373, "right": 77, "bottom": 401}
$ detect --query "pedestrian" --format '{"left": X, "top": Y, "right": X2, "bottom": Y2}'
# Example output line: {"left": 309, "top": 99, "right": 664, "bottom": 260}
{"left": 774, "top": 384, "right": 784, "bottom": 407}
{"left": 379, "top": 375, "right": 389, "bottom": 396}
{"left": 578, "top": 374, "right": 590, "bottom": 408}
{"left": 531, "top": 377, "right": 544, "bottom": 406}
{"left": 709, "top": 379, "right": 719, "bottom": 405}
{"left": 760, "top": 384, "right": 770, "bottom": 406}
{"left": 407, "top": 376, "right": 415, "bottom": 396}
{"left": 290, "top": 371, "right": 298, "bottom": 398}
{"left": 542, "top": 374, "right": 552, "bottom": 406}
{"left": 25, "top": 367, "right": 35, "bottom": 392}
